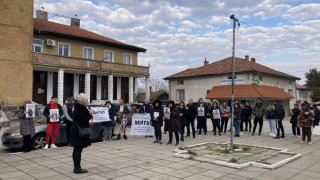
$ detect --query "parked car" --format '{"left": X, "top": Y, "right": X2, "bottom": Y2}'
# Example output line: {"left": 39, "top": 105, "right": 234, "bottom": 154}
{"left": 2, "top": 120, "right": 104, "bottom": 150}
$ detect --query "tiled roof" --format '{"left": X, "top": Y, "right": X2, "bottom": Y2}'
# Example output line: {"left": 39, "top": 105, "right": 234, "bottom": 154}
{"left": 33, "top": 18, "right": 146, "bottom": 52}
{"left": 164, "top": 57, "right": 299, "bottom": 80}
{"left": 206, "top": 84, "right": 294, "bottom": 99}
{"left": 296, "top": 84, "right": 308, "bottom": 90}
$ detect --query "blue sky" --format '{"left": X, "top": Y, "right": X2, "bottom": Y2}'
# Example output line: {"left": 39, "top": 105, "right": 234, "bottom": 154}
{"left": 34, "top": 0, "right": 320, "bottom": 83}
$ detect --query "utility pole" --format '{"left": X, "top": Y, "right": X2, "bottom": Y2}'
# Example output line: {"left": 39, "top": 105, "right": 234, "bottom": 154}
{"left": 229, "top": 14, "right": 239, "bottom": 151}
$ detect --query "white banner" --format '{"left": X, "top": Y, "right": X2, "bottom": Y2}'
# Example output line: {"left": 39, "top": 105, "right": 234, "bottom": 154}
{"left": 130, "top": 113, "right": 154, "bottom": 136}
{"left": 91, "top": 107, "right": 110, "bottom": 122}
{"left": 220, "top": 79, "right": 244, "bottom": 85}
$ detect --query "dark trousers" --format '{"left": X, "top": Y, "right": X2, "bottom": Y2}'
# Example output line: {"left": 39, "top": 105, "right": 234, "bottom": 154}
{"left": 212, "top": 119, "right": 221, "bottom": 134}
{"left": 186, "top": 118, "right": 196, "bottom": 137}
{"left": 66, "top": 121, "right": 73, "bottom": 143}
{"left": 23, "top": 135, "right": 31, "bottom": 152}
{"left": 73, "top": 147, "right": 83, "bottom": 169}
{"left": 244, "top": 116, "right": 251, "bottom": 131}
{"left": 291, "top": 121, "right": 300, "bottom": 136}
{"left": 302, "top": 127, "right": 311, "bottom": 141}
{"left": 313, "top": 120, "right": 319, "bottom": 127}
{"left": 169, "top": 132, "right": 179, "bottom": 143}
{"left": 252, "top": 117, "right": 263, "bottom": 133}
{"left": 154, "top": 126, "right": 162, "bottom": 141}
{"left": 276, "top": 119, "right": 285, "bottom": 137}
{"left": 220, "top": 117, "right": 229, "bottom": 133}
{"left": 198, "top": 117, "right": 207, "bottom": 133}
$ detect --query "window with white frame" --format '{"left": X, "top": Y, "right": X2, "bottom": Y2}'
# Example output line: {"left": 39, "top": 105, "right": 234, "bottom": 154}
{"left": 33, "top": 39, "right": 43, "bottom": 53}
{"left": 83, "top": 47, "right": 94, "bottom": 59}
{"left": 104, "top": 50, "right": 114, "bottom": 62}
{"left": 177, "top": 80, "right": 184, "bottom": 85}
{"left": 58, "top": 43, "right": 70, "bottom": 56}
{"left": 177, "top": 90, "right": 185, "bottom": 101}
{"left": 124, "top": 53, "right": 132, "bottom": 64}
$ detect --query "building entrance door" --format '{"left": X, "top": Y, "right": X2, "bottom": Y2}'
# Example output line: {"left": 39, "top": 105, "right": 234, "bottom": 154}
{"left": 64, "top": 73, "right": 74, "bottom": 100}
{"left": 33, "top": 71, "right": 47, "bottom": 105}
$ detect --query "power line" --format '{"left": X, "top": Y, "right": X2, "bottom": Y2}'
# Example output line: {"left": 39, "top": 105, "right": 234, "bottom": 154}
{"left": 238, "top": 19, "right": 320, "bottom": 54}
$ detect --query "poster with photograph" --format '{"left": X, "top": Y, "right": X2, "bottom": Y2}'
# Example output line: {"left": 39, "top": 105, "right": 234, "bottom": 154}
{"left": 91, "top": 107, "right": 110, "bottom": 122}
{"left": 164, "top": 107, "right": 170, "bottom": 119}
{"left": 154, "top": 112, "right": 159, "bottom": 118}
{"left": 50, "top": 109, "right": 59, "bottom": 122}
{"left": 26, "top": 104, "right": 35, "bottom": 118}
{"left": 213, "top": 109, "right": 221, "bottom": 119}
{"left": 198, "top": 107, "right": 205, "bottom": 116}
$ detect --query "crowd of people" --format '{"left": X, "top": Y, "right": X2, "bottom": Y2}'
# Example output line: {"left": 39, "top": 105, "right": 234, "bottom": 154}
{"left": 16, "top": 94, "right": 320, "bottom": 173}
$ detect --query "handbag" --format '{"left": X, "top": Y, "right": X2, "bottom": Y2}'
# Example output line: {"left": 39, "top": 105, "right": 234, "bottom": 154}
{"left": 75, "top": 121, "right": 92, "bottom": 138}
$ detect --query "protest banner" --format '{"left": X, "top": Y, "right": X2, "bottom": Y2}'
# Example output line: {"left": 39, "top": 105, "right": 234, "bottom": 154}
{"left": 26, "top": 104, "right": 35, "bottom": 118}
{"left": 130, "top": 113, "right": 154, "bottom": 136}
{"left": 91, "top": 107, "right": 109, "bottom": 122}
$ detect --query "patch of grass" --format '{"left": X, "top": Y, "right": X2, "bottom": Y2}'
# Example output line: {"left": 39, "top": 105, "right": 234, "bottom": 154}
{"left": 212, "top": 147, "right": 230, "bottom": 154}
{"left": 242, "top": 146, "right": 251, "bottom": 152}
{"left": 233, "top": 144, "right": 239, "bottom": 149}
{"left": 178, "top": 147, "right": 185, "bottom": 150}
{"left": 260, "top": 160, "right": 271, "bottom": 165}
{"left": 188, "top": 155, "right": 195, "bottom": 160}
{"left": 229, "top": 158, "right": 238, "bottom": 163}
{"left": 187, "top": 149, "right": 197, "bottom": 156}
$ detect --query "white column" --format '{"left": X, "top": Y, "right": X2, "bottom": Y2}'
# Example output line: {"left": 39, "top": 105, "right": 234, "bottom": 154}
{"left": 108, "top": 75, "right": 113, "bottom": 102}
{"left": 85, "top": 72, "right": 91, "bottom": 102}
{"left": 73, "top": 73, "right": 79, "bottom": 99}
{"left": 97, "top": 75, "right": 102, "bottom": 104}
{"left": 134, "top": 78, "right": 138, "bottom": 102}
{"left": 145, "top": 77, "right": 150, "bottom": 101}
{"left": 117, "top": 77, "right": 121, "bottom": 100}
{"left": 129, "top": 76, "right": 134, "bottom": 104}
{"left": 58, "top": 69, "right": 64, "bottom": 105}
{"left": 47, "top": 72, "right": 53, "bottom": 103}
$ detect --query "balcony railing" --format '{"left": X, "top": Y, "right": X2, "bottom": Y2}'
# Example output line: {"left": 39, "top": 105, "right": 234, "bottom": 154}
{"left": 32, "top": 53, "right": 149, "bottom": 77}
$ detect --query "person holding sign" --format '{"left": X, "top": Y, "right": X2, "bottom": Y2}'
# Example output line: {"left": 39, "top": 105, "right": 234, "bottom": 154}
{"left": 220, "top": 102, "right": 230, "bottom": 134}
{"left": 63, "top": 97, "right": 74, "bottom": 146}
{"left": 210, "top": 100, "right": 221, "bottom": 136}
{"left": 102, "top": 101, "right": 115, "bottom": 142}
{"left": 151, "top": 100, "right": 164, "bottom": 144}
{"left": 178, "top": 101, "right": 187, "bottom": 142}
{"left": 18, "top": 101, "right": 36, "bottom": 152}
{"left": 186, "top": 98, "right": 197, "bottom": 138}
{"left": 166, "top": 100, "right": 181, "bottom": 146}
{"left": 43, "top": 96, "right": 63, "bottom": 150}
{"left": 196, "top": 98, "right": 208, "bottom": 135}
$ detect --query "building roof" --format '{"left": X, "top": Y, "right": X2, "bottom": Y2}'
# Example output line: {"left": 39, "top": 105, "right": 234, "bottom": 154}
{"left": 164, "top": 57, "right": 299, "bottom": 80}
{"left": 33, "top": 18, "right": 146, "bottom": 52}
{"left": 206, "top": 84, "right": 294, "bottom": 99}
{"left": 296, "top": 84, "right": 308, "bottom": 90}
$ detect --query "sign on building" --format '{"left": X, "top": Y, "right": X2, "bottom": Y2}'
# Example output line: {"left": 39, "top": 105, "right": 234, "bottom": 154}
{"left": 220, "top": 79, "right": 244, "bottom": 86}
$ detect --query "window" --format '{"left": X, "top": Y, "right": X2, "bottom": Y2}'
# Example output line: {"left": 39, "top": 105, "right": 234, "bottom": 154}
{"left": 228, "top": 74, "right": 236, "bottom": 79}
{"left": 207, "top": 90, "right": 211, "bottom": 94}
{"left": 176, "top": 90, "right": 185, "bottom": 101}
{"left": 177, "top": 80, "right": 184, "bottom": 85}
{"left": 259, "top": 75, "right": 263, "bottom": 81}
{"left": 124, "top": 54, "right": 132, "bottom": 64}
{"left": 33, "top": 39, "right": 43, "bottom": 53}
{"left": 83, "top": 47, "right": 94, "bottom": 59}
{"left": 58, "top": 43, "right": 70, "bottom": 56}
{"left": 104, "top": 50, "right": 114, "bottom": 62}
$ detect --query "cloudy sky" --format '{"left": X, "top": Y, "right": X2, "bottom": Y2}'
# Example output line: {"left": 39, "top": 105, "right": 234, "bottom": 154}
{"left": 34, "top": 0, "right": 320, "bottom": 83}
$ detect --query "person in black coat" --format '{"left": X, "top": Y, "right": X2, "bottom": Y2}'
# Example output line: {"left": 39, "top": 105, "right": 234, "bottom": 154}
{"left": 178, "top": 101, "right": 187, "bottom": 142}
{"left": 243, "top": 101, "right": 252, "bottom": 132}
{"left": 70, "top": 93, "right": 93, "bottom": 174}
{"left": 274, "top": 100, "right": 285, "bottom": 138}
{"left": 151, "top": 100, "right": 164, "bottom": 144}
{"left": 312, "top": 104, "right": 320, "bottom": 127}
{"left": 166, "top": 100, "right": 181, "bottom": 146}
{"left": 139, "top": 99, "right": 153, "bottom": 138}
{"left": 209, "top": 100, "right": 221, "bottom": 136}
{"left": 186, "top": 98, "right": 197, "bottom": 138}
{"left": 290, "top": 104, "right": 301, "bottom": 137}
{"left": 196, "top": 98, "right": 209, "bottom": 135}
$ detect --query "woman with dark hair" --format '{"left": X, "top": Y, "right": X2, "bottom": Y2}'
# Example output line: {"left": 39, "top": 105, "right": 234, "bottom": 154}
{"left": 234, "top": 103, "right": 242, "bottom": 137}
{"left": 166, "top": 100, "right": 181, "bottom": 146}
{"left": 151, "top": 100, "right": 164, "bottom": 144}
{"left": 178, "top": 101, "right": 187, "bottom": 142}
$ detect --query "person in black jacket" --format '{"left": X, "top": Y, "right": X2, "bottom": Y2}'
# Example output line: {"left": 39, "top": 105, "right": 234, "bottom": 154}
{"left": 312, "top": 104, "right": 320, "bottom": 127}
{"left": 186, "top": 98, "right": 197, "bottom": 138}
{"left": 70, "top": 93, "right": 93, "bottom": 174}
{"left": 178, "top": 101, "right": 187, "bottom": 141}
{"left": 196, "top": 98, "right": 208, "bottom": 135}
{"left": 139, "top": 99, "right": 152, "bottom": 138}
{"left": 63, "top": 97, "right": 74, "bottom": 146}
{"left": 151, "top": 100, "right": 164, "bottom": 144}
{"left": 290, "top": 104, "right": 301, "bottom": 137}
{"left": 43, "top": 96, "right": 63, "bottom": 150}
{"left": 234, "top": 103, "right": 242, "bottom": 137}
{"left": 210, "top": 100, "right": 221, "bottom": 136}
{"left": 243, "top": 101, "right": 252, "bottom": 132}
{"left": 274, "top": 100, "right": 285, "bottom": 138}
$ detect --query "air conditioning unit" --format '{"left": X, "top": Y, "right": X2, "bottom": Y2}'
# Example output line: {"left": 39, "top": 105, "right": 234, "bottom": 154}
{"left": 46, "top": 39, "right": 56, "bottom": 46}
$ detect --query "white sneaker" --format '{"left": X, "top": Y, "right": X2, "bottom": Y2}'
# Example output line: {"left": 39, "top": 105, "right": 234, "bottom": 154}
{"left": 103, "top": 140, "right": 106, "bottom": 143}
{"left": 109, "top": 140, "right": 113, "bottom": 142}
{"left": 44, "top": 144, "right": 49, "bottom": 150}
{"left": 240, "top": 132, "right": 243, "bottom": 135}
{"left": 50, "top": 144, "right": 57, "bottom": 149}
{"left": 296, "top": 135, "right": 301, "bottom": 138}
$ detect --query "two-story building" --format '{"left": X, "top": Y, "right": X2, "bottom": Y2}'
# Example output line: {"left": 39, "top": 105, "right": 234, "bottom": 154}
{"left": 0, "top": 3, "right": 150, "bottom": 107}
{"left": 164, "top": 56, "right": 300, "bottom": 115}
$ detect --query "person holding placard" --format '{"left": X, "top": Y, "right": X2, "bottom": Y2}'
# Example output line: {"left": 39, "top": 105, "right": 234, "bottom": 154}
{"left": 186, "top": 98, "right": 197, "bottom": 138}
{"left": 103, "top": 100, "right": 115, "bottom": 142}
{"left": 210, "top": 99, "right": 221, "bottom": 136}
{"left": 166, "top": 100, "right": 181, "bottom": 146}
{"left": 18, "top": 101, "right": 36, "bottom": 152}
{"left": 178, "top": 101, "right": 187, "bottom": 142}
{"left": 43, "top": 96, "right": 63, "bottom": 150}
{"left": 196, "top": 98, "right": 208, "bottom": 135}
{"left": 151, "top": 100, "right": 164, "bottom": 144}
{"left": 220, "top": 102, "right": 230, "bottom": 134}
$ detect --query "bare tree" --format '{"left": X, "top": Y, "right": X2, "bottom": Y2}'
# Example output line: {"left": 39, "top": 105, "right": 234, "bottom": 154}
{"left": 138, "top": 77, "right": 168, "bottom": 92}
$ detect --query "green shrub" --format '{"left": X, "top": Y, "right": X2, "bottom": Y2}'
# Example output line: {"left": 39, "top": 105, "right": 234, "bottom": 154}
{"left": 187, "top": 150, "right": 197, "bottom": 156}
{"left": 229, "top": 158, "right": 238, "bottom": 163}
{"left": 188, "top": 155, "right": 195, "bottom": 160}
{"left": 212, "top": 147, "right": 230, "bottom": 154}
{"left": 233, "top": 144, "right": 239, "bottom": 149}
{"left": 242, "top": 146, "right": 251, "bottom": 152}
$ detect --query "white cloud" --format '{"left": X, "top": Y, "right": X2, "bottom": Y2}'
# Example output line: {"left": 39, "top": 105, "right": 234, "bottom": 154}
{"left": 283, "top": 3, "right": 320, "bottom": 20}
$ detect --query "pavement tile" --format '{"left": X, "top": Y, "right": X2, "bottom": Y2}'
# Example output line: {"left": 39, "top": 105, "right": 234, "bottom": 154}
{"left": 113, "top": 174, "right": 143, "bottom": 180}
{"left": 4, "top": 174, "right": 36, "bottom": 180}
{"left": 149, "top": 174, "right": 179, "bottom": 180}
{"left": 166, "top": 169, "right": 194, "bottom": 178}
{"left": 28, "top": 170, "right": 61, "bottom": 179}
{"left": 199, "top": 169, "right": 227, "bottom": 179}
{"left": 0, "top": 171, "right": 27, "bottom": 179}
{"left": 184, "top": 174, "right": 214, "bottom": 180}
{"left": 132, "top": 170, "right": 160, "bottom": 179}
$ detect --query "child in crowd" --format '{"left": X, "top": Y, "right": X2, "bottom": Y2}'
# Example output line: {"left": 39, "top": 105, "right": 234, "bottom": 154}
{"left": 117, "top": 115, "right": 128, "bottom": 140}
